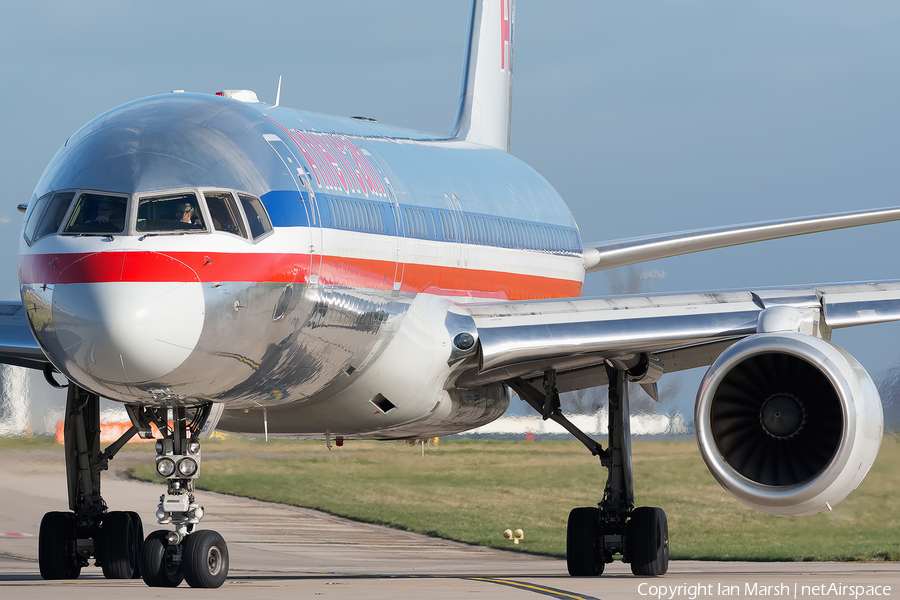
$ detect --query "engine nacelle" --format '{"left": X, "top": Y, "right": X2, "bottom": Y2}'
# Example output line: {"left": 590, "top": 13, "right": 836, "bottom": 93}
{"left": 695, "top": 333, "right": 883, "bottom": 516}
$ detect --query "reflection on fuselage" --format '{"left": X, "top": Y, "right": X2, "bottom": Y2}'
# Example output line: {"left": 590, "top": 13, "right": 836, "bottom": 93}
{"left": 18, "top": 93, "right": 585, "bottom": 438}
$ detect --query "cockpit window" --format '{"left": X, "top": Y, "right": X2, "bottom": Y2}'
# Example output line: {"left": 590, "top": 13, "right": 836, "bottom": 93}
{"left": 203, "top": 191, "right": 247, "bottom": 238}
{"left": 237, "top": 193, "right": 273, "bottom": 240}
{"left": 136, "top": 192, "right": 206, "bottom": 232}
{"left": 24, "top": 191, "right": 76, "bottom": 244}
{"left": 62, "top": 193, "right": 127, "bottom": 235}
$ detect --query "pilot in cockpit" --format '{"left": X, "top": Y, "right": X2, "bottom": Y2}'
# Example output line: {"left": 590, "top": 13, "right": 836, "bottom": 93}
{"left": 174, "top": 202, "right": 201, "bottom": 228}
{"left": 85, "top": 200, "right": 125, "bottom": 232}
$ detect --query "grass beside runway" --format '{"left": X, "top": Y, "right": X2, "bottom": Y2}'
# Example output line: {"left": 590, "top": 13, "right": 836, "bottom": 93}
{"left": 123, "top": 434, "right": 900, "bottom": 562}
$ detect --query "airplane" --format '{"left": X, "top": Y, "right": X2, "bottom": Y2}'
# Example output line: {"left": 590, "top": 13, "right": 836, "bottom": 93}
{"left": 1, "top": 0, "right": 898, "bottom": 589}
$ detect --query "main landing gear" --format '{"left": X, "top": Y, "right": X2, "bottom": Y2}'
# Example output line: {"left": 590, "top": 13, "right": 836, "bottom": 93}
{"left": 37, "top": 383, "right": 228, "bottom": 588}
{"left": 508, "top": 365, "right": 669, "bottom": 577}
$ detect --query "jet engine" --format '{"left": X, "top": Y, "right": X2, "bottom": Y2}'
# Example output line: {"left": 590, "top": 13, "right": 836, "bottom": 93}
{"left": 695, "top": 332, "right": 883, "bottom": 516}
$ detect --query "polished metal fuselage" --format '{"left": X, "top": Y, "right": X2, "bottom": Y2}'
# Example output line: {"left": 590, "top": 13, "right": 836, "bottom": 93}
{"left": 19, "top": 93, "right": 583, "bottom": 438}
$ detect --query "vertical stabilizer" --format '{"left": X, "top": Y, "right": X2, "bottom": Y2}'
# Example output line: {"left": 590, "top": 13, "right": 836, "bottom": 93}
{"left": 450, "top": 0, "right": 515, "bottom": 152}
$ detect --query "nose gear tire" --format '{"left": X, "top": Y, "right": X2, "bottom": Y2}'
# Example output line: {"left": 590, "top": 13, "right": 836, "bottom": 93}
{"left": 183, "top": 530, "right": 229, "bottom": 589}
{"left": 140, "top": 530, "right": 184, "bottom": 587}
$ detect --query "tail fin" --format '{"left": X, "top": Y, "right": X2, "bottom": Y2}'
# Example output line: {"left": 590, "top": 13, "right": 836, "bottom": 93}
{"left": 450, "top": 0, "right": 515, "bottom": 152}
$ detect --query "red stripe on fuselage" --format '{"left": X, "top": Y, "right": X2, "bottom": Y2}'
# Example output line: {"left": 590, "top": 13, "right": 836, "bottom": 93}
{"left": 20, "top": 251, "right": 582, "bottom": 300}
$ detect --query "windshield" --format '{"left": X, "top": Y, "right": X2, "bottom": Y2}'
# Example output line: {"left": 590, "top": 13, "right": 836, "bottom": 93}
{"left": 62, "top": 193, "right": 127, "bottom": 235}
{"left": 136, "top": 192, "right": 206, "bottom": 232}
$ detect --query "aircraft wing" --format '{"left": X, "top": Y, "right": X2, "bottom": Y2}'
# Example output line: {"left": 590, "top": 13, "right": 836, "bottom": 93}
{"left": 0, "top": 299, "right": 49, "bottom": 370}
{"left": 452, "top": 280, "right": 900, "bottom": 394}
{"left": 582, "top": 206, "right": 900, "bottom": 273}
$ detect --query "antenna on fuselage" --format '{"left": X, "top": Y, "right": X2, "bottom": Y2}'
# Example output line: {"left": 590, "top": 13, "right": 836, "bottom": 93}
{"left": 269, "top": 75, "right": 282, "bottom": 109}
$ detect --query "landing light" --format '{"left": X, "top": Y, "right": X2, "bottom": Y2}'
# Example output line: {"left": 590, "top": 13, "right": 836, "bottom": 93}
{"left": 177, "top": 457, "right": 198, "bottom": 477}
{"left": 157, "top": 457, "right": 176, "bottom": 477}
{"left": 188, "top": 440, "right": 201, "bottom": 455}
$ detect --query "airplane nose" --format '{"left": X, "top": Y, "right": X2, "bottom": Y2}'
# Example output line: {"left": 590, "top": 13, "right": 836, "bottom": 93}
{"left": 50, "top": 252, "right": 205, "bottom": 384}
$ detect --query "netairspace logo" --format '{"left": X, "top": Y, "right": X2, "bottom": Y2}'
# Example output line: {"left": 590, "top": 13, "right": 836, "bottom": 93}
{"left": 637, "top": 583, "right": 892, "bottom": 600}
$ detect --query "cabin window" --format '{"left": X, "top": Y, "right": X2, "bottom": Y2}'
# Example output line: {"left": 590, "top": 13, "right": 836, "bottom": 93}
{"left": 203, "top": 191, "right": 247, "bottom": 238}
{"left": 340, "top": 198, "right": 349, "bottom": 229}
{"left": 418, "top": 208, "right": 427, "bottom": 238}
{"left": 328, "top": 198, "right": 337, "bottom": 228}
{"left": 444, "top": 211, "right": 455, "bottom": 241}
{"left": 25, "top": 191, "right": 77, "bottom": 244}
{"left": 238, "top": 193, "right": 273, "bottom": 240}
{"left": 365, "top": 203, "right": 374, "bottom": 232}
{"left": 136, "top": 192, "right": 205, "bottom": 233}
{"left": 355, "top": 201, "right": 362, "bottom": 231}
{"left": 64, "top": 192, "right": 129, "bottom": 235}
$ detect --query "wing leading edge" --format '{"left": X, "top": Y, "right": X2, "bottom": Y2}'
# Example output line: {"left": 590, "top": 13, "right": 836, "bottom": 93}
{"left": 452, "top": 281, "right": 900, "bottom": 393}
{"left": 0, "top": 299, "right": 48, "bottom": 370}
{"left": 583, "top": 206, "right": 900, "bottom": 273}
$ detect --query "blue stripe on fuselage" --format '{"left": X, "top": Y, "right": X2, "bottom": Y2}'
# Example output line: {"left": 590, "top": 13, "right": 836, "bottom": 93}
{"left": 261, "top": 189, "right": 583, "bottom": 257}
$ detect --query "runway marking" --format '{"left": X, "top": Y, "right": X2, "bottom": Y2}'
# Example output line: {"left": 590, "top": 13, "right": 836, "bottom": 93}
{"left": 0, "top": 552, "right": 37, "bottom": 563}
{"left": 0, "top": 534, "right": 34, "bottom": 538}
{"left": 225, "top": 570, "right": 602, "bottom": 599}
{"left": 467, "top": 577, "right": 600, "bottom": 600}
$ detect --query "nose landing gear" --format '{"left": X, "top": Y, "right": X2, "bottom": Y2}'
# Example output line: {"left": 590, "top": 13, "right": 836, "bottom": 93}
{"left": 36, "top": 384, "right": 228, "bottom": 588}
{"left": 139, "top": 404, "right": 229, "bottom": 588}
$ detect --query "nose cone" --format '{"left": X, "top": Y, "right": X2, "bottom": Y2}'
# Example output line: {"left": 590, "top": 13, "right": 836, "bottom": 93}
{"left": 47, "top": 252, "right": 205, "bottom": 384}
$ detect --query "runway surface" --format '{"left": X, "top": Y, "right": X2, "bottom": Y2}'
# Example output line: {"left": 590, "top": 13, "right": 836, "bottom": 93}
{"left": 0, "top": 447, "right": 897, "bottom": 599}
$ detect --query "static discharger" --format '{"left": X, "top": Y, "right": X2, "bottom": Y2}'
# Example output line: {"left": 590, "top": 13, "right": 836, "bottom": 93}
{"left": 503, "top": 529, "right": 525, "bottom": 544}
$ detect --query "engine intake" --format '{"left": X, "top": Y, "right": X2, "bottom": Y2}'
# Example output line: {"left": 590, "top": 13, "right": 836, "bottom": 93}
{"left": 695, "top": 333, "right": 883, "bottom": 516}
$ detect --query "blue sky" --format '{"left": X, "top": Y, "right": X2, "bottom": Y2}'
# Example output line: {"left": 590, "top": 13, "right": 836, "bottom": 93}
{"left": 3, "top": 1, "right": 900, "bottom": 419}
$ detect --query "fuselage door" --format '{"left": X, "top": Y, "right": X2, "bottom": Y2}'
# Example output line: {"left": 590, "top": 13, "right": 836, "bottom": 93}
{"left": 385, "top": 178, "right": 405, "bottom": 295}
{"left": 263, "top": 134, "right": 322, "bottom": 284}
